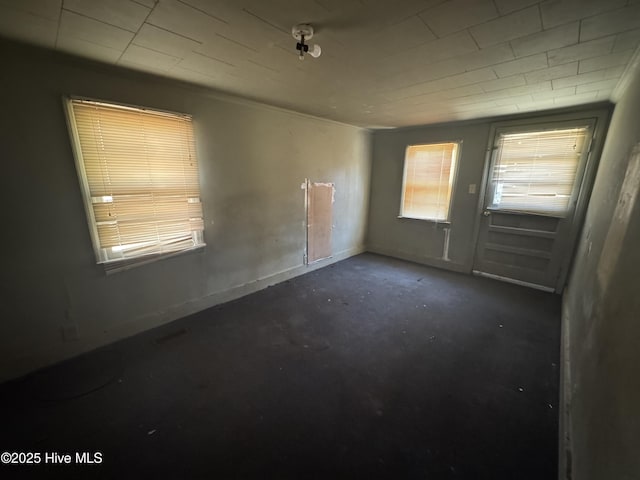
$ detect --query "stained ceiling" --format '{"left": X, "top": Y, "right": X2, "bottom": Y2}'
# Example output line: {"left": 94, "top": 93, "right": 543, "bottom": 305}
{"left": 1, "top": 0, "right": 639, "bottom": 127}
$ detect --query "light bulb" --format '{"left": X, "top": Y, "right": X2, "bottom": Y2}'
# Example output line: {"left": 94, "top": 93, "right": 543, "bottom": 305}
{"left": 309, "top": 44, "right": 322, "bottom": 58}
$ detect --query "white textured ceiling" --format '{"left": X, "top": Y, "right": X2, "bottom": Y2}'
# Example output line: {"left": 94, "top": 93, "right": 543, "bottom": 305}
{"left": 1, "top": 0, "right": 639, "bottom": 127}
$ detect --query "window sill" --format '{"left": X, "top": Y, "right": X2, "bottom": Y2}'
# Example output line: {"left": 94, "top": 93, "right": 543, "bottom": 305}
{"left": 397, "top": 216, "right": 451, "bottom": 226}
{"left": 101, "top": 244, "right": 206, "bottom": 275}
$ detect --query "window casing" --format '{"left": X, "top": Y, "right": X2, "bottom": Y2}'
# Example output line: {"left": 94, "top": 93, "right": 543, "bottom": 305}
{"left": 65, "top": 98, "right": 205, "bottom": 271}
{"left": 400, "top": 142, "right": 460, "bottom": 222}
{"left": 488, "top": 126, "right": 590, "bottom": 216}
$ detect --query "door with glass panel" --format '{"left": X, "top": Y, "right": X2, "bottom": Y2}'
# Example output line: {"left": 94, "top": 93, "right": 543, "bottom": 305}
{"left": 473, "top": 120, "right": 595, "bottom": 292}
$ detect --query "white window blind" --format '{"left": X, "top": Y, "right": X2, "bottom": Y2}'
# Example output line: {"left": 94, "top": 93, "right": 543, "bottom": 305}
{"left": 401, "top": 142, "right": 459, "bottom": 221}
{"left": 490, "top": 127, "right": 589, "bottom": 216}
{"left": 67, "top": 99, "right": 205, "bottom": 270}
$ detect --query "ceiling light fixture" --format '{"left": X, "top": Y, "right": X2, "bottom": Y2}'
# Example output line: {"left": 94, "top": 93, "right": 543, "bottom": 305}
{"left": 292, "top": 24, "right": 321, "bottom": 60}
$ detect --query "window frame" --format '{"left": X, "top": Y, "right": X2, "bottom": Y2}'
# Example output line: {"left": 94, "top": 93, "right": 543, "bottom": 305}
{"left": 485, "top": 118, "right": 596, "bottom": 218}
{"left": 64, "top": 96, "right": 206, "bottom": 273}
{"left": 398, "top": 140, "right": 462, "bottom": 223}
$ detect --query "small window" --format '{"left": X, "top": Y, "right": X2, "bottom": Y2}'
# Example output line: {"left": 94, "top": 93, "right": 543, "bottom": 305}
{"left": 489, "top": 127, "right": 590, "bottom": 216}
{"left": 400, "top": 142, "right": 459, "bottom": 221}
{"left": 66, "top": 98, "right": 205, "bottom": 271}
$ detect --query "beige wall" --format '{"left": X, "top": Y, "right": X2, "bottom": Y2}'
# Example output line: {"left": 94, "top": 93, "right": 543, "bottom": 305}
{"left": 562, "top": 58, "right": 640, "bottom": 479}
{"left": 366, "top": 107, "right": 610, "bottom": 276}
{"left": 367, "top": 121, "right": 489, "bottom": 272}
{"left": 0, "top": 41, "right": 371, "bottom": 381}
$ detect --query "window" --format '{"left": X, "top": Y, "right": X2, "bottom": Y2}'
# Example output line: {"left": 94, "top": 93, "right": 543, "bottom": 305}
{"left": 489, "top": 126, "right": 590, "bottom": 216}
{"left": 66, "top": 98, "right": 205, "bottom": 271}
{"left": 400, "top": 142, "right": 459, "bottom": 221}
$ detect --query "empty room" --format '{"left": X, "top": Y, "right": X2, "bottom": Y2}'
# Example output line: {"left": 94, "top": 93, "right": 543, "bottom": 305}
{"left": 0, "top": 1, "right": 638, "bottom": 478}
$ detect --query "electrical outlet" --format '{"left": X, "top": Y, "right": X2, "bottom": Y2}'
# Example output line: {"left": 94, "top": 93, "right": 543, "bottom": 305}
{"left": 468, "top": 183, "right": 477, "bottom": 194}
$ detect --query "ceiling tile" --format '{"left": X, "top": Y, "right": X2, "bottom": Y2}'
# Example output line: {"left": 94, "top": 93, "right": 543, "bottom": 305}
{"left": 0, "top": 4, "right": 58, "bottom": 47}
{"left": 468, "top": 80, "right": 552, "bottom": 102}
{"left": 119, "top": 44, "right": 181, "bottom": 71}
{"left": 168, "top": 0, "right": 233, "bottom": 24}
{"left": 0, "top": 0, "right": 61, "bottom": 20}
{"left": 234, "top": 0, "right": 331, "bottom": 35}
{"left": 382, "top": 42, "right": 515, "bottom": 90}
{"left": 132, "top": 23, "right": 202, "bottom": 58}
{"left": 580, "top": 4, "right": 640, "bottom": 42}
{"left": 505, "top": 81, "right": 552, "bottom": 95}
{"left": 419, "top": 0, "right": 498, "bottom": 37}
{"left": 380, "top": 60, "right": 466, "bottom": 90}
{"left": 195, "top": 33, "right": 260, "bottom": 66}
{"left": 460, "top": 43, "right": 516, "bottom": 70}
{"left": 493, "top": 0, "right": 541, "bottom": 15}
{"left": 492, "top": 53, "right": 548, "bottom": 77}
{"left": 453, "top": 99, "right": 499, "bottom": 112}
{"left": 359, "top": 0, "right": 449, "bottom": 27}
{"left": 0, "top": 0, "right": 635, "bottom": 127}
{"left": 576, "top": 78, "right": 620, "bottom": 94}
{"left": 470, "top": 6, "right": 542, "bottom": 48}
{"left": 63, "top": 0, "right": 150, "bottom": 33}
{"left": 604, "top": 65, "right": 626, "bottom": 79}
{"left": 525, "top": 62, "right": 578, "bottom": 83}
{"left": 495, "top": 93, "right": 533, "bottom": 106}
{"left": 613, "top": 28, "right": 640, "bottom": 52}
{"left": 385, "top": 30, "right": 478, "bottom": 67}
{"left": 379, "top": 84, "right": 487, "bottom": 113}
{"left": 146, "top": 0, "right": 228, "bottom": 44}
{"left": 177, "top": 51, "right": 237, "bottom": 77}
{"left": 510, "top": 21, "right": 579, "bottom": 57}
{"left": 385, "top": 68, "right": 496, "bottom": 100}
{"left": 552, "top": 70, "right": 608, "bottom": 89}
{"left": 368, "top": 16, "right": 436, "bottom": 56}
{"left": 554, "top": 91, "right": 599, "bottom": 105}
{"left": 59, "top": 10, "right": 134, "bottom": 51}
{"left": 532, "top": 86, "right": 576, "bottom": 100}
{"left": 56, "top": 35, "right": 122, "bottom": 63}
{"left": 314, "top": 0, "right": 362, "bottom": 12}
{"left": 133, "top": 0, "right": 157, "bottom": 7}
{"left": 578, "top": 50, "right": 633, "bottom": 74}
{"left": 480, "top": 75, "right": 527, "bottom": 92}
{"left": 594, "top": 90, "right": 613, "bottom": 101}
{"left": 547, "top": 36, "right": 614, "bottom": 66}
{"left": 218, "top": 11, "right": 292, "bottom": 52}
{"left": 456, "top": 104, "right": 520, "bottom": 119}
{"left": 540, "top": 0, "right": 627, "bottom": 30}
{"left": 516, "top": 98, "right": 555, "bottom": 111}
{"left": 170, "top": 65, "right": 226, "bottom": 85}
{"left": 443, "top": 92, "right": 495, "bottom": 106}
{"left": 440, "top": 84, "right": 487, "bottom": 99}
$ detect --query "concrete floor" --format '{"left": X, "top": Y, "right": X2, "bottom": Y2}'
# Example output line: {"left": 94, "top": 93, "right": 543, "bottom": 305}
{"left": 0, "top": 253, "right": 560, "bottom": 479}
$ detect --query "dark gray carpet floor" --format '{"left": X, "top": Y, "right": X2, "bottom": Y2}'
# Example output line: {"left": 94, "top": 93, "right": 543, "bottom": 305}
{"left": 0, "top": 253, "right": 561, "bottom": 479}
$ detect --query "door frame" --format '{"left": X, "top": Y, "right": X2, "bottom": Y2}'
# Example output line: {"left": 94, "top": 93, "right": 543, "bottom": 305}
{"left": 470, "top": 107, "right": 612, "bottom": 293}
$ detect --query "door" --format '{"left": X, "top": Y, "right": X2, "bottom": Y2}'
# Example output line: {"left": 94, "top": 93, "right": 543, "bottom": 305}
{"left": 473, "top": 120, "right": 596, "bottom": 292}
{"left": 306, "top": 180, "right": 334, "bottom": 264}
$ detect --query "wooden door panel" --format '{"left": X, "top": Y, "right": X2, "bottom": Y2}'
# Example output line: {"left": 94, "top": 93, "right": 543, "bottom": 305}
{"left": 473, "top": 120, "right": 596, "bottom": 291}
{"left": 474, "top": 211, "right": 560, "bottom": 288}
{"left": 307, "top": 182, "right": 333, "bottom": 264}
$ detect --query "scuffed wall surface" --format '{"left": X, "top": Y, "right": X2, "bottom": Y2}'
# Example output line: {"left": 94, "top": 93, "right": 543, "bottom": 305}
{"left": 366, "top": 107, "right": 610, "bottom": 275}
{"left": 563, "top": 61, "right": 640, "bottom": 479}
{"left": 367, "top": 122, "right": 490, "bottom": 272}
{"left": 0, "top": 40, "right": 371, "bottom": 381}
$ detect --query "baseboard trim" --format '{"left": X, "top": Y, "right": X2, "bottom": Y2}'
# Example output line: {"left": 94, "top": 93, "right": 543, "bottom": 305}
{"left": 472, "top": 270, "right": 555, "bottom": 292}
{"left": 559, "top": 294, "right": 573, "bottom": 480}
{"left": 367, "top": 245, "right": 469, "bottom": 274}
{"left": 2, "top": 245, "right": 366, "bottom": 383}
